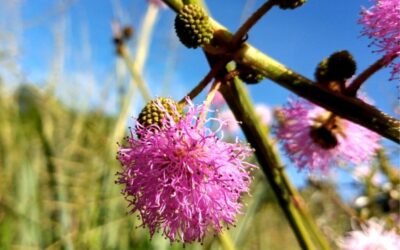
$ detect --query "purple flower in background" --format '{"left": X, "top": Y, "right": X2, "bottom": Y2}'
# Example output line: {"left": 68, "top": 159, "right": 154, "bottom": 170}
{"left": 117, "top": 99, "right": 255, "bottom": 243}
{"left": 147, "top": 0, "right": 166, "bottom": 8}
{"left": 359, "top": 0, "right": 400, "bottom": 80}
{"left": 219, "top": 109, "right": 241, "bottom": 133}
{"left": 212, "top": 91, "right": 225, "bottom": 107}
{"left": 255, "top": 104, "right": 273, "bottom": 126}
{"left": 274, "top": 98, "right": 380, "bottom": 172}
{"left": 219, "top": 104, "right": 273, "bottom": 133}
{"left": 352, "top": 164, "right": 384, "bottom": 186}
{"left": 338, "top": 219, "right": 400, "bottom": 250}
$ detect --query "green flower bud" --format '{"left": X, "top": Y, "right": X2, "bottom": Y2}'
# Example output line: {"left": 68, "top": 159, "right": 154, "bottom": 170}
{"left": 137, "top": 98, "right": 182, "bottom": 128}
{"left": 237, "top": 65, "right": 265, "bottom": 84}
{"left": 174, "top": 4, "right": 214, "bottom": 49}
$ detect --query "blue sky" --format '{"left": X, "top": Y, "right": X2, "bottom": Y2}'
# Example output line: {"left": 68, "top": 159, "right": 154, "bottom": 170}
{"left": 14, "top": 0, "right": 397, "bottom": 110}
{"left": 2, "top": 0, "right": 398, "bottom": 198}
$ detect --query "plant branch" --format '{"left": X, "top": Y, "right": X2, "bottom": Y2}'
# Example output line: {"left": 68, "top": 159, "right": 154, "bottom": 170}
{"left": 346, "top": 54, "right": 398, "bottom": 96}
{"left": 279, "top": 170, "right": 331, "bottom": 249}
{"left": 219, "top": 67, "right": 318, "bottom": 250}
{"left": 162, "top": 0, "right": 400, "bottom": 143}
{"left": 230, "top": 0, "right": 275, "bottom": 47}
{"left": 179, "top": 58, "right": 229, "bottom": 104}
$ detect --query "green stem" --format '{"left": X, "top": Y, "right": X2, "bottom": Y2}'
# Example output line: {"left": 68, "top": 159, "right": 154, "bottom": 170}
{"left": 179, "top": 58, "right": 229, "bottom": 104}
{"left": 218, "top": 231, "right": 236, "bottom": 250}
{"left": 346, "top": 54, "right": 397, "bottom": 96}
{"left": 220, "top": 64, "right": 317, "bottom": 250}
{"left": 279, "top": 171, "right": 331, "bottom": 249}
{"left": 162, "top": 0, "right": 400, "bottom": 143}
{"left": 377, "top": 149, "right": 399, "bottom": 185}
{"left": 237, "top": 45, "right": 400, "bottom": 143}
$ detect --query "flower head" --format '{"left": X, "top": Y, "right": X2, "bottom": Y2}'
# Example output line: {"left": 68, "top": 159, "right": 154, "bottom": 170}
{"left": 117, "top": 98, "right": 255, "bottom": 243}
{"left": 359, "top": 0, "right": 400, "bottom": 80}
{"left": 274, "top": 98, "right": 380, "bottom": 172}
{"left": 338, "top": 219, "right": 400, "bottom": 250}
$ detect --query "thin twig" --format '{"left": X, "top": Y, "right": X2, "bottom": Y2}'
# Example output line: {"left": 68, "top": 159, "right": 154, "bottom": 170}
{"left": 178, "top": 58, "right": 228, "bottom": 104}
{"left": 346, "top": 54, "right": 398, "bottom": 96}
{"left": 120, "top": 46, "right": 152, "bottom": 102}
{"left": 231, "top": 0, "right": 275, "bottom": 47}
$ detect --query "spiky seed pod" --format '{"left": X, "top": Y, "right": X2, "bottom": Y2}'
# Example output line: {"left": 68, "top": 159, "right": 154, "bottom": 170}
{"left": 174, "top": 4, "right": 214, "bottom": 49}
{"left": 315, "top": 50, "right": 357, "bottom": 83}
{"left": 275, "top": 0, "right": 307, "bottom": 9}
{"left": 137, "top": 98, "right": 182, "bottom": 128}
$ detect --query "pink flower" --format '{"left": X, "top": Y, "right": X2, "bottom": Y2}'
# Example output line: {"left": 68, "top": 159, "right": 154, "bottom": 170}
{"left": 274, "top": 98, "right": 381, "bottom": 172}
{"left": 117, "top": 99, "right": 255, "bottom": 243}
{"left": 338, "top": 219, "right": 400, "bottom": 250}
{"left": 359, "top": 0, "right": 400, "bottom": 80}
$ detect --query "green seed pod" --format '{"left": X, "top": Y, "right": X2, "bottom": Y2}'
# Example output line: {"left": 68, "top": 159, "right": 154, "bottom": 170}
{"left": 326, "top": 51, "right": 357, "bottom": 81}
{"left": 137, "top": 98, "right": 182, "bottom": 128}
{"left": 276, "top": 0, "right": 307, "bottom": 10}
{"left": 315, "top": 50, "right": 357, "bottom": 83}
{"left": 237, "top": 65, "right": 265, "bottom": 84}
{"left": 315, "top": 58, "right": 330, "bottom": 83}
{"left": 174, "top": 4, "right": 214, "bottom": 49}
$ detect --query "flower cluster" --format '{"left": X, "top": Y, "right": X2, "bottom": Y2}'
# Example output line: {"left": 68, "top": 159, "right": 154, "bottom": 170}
{"left": 338, "top": 219, "right": 400, "bottom": 250}
{"left": 359, "top": 0, "right": 400, "bottom": 80}
{"left": 274, "top": 98, "right": 381, "bottom": 172}
{"left": 117, "top": 98, "right": 255, "bottom": 243}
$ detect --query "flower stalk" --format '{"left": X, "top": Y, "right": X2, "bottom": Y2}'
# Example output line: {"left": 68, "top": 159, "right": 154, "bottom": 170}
{"left": 220, "top": 63, "right": 322, "bottom": 250}
{"left": 346, "top": 54, "right": 398, "bottom": 96}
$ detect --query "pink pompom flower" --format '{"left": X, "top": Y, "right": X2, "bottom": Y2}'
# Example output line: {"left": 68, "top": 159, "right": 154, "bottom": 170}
{"left": 274, "top": 98, "right": 381, "bottom": 172}
{"left": 359, "top": 0, "right": 400, "bottom": 80}
{"left": 338, "top": 219, "right": 400, "bottom": 250}
{"left": 117, "top": 98, "right": 255, "bottom": 243}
